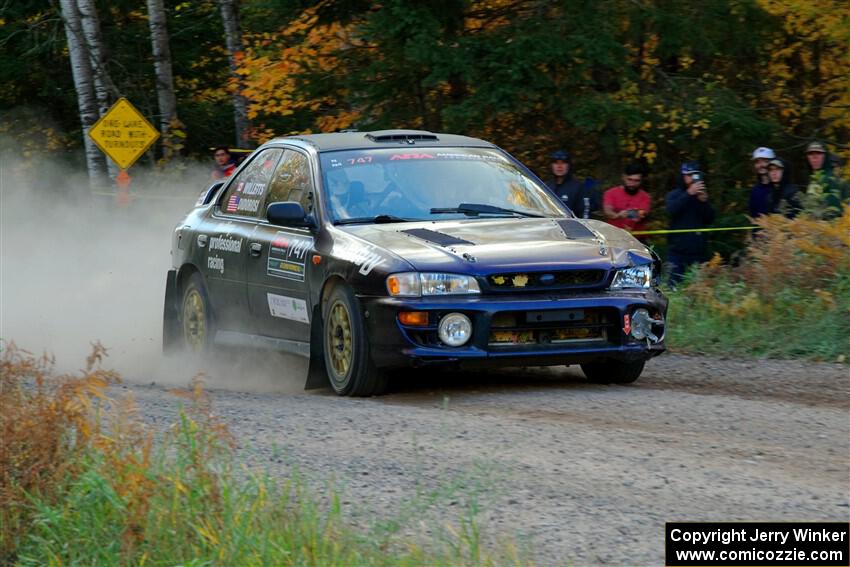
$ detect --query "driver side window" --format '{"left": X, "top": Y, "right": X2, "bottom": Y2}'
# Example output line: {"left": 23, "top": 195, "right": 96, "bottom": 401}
{"left": 266, "top": 150, "right": 314, "bottom": 214}
{"left": 218, "top": 148, "right": 283, "bottom": 217}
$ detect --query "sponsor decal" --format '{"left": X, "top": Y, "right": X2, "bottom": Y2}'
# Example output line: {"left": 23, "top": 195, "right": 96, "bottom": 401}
{"left": 267, "top": 293, "right": 310, "bottom": 324}
{"left": 435, "top": 152, "right": 506, "bottom": 162}
{"left": 241, "top": 182, "right": 266, "bottom": 196}
{"left": 389, "top": 153, "right": 435, "bottom": 160}
{"left": 267, "top": 232, "right": 314, "bottom": 281}
{"left": 226, "top": 193, "right": 240, "bottom": 212}
{"left": 209, "top": 235, "right": 242, "bottom": 254}
{"left": 207, "top": 255, "right": 224, "bottom": 274}
{"left": 334, "top": 238, "right": 387, "bottom": 276}
{"left": 236, "top": 181, "right": 244, "bottom": 192}
{"left": 236, "top": 197, "right": 260, "bottom": 213}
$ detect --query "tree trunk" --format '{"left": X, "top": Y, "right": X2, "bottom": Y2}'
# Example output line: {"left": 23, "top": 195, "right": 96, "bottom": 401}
{"left": 58, "top": 0, "right": 107, "bottom": 187}
{"left": 218, "top": 0, "right": 252, "bottom": 148}
{"left": 146, "top": 0, "right": 179, "bottom": 161}
{"left": 77, "top": 0, "right": 119, "bottom": 179}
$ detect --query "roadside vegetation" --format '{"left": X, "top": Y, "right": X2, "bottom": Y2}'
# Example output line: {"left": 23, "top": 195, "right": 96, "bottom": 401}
{"left": 667, "top": 208, "right": 850, "bottom": 362}
{"left": 0, "top": 344, "right": 528, "bottom": 566}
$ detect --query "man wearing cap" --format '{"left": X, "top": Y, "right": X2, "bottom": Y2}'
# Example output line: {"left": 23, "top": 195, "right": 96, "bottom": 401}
{"left": 804, "top": 141, "right": 846, "bottom": 219}
{"left": 748, "top": 146, "right": 775, "bottom": 217}
{"left": 665, "top": 161, "right": 715, "bottom": 284}
{"left": 546, "top": 150, "right": 598, "bottom": 219}
{"left": 752, "top": 147, "right": 775, "bottom": 184}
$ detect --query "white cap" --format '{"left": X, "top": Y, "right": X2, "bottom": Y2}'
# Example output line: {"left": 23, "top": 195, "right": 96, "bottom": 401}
{"left": 752, "top": 147, "right": 776, "bottom": 160}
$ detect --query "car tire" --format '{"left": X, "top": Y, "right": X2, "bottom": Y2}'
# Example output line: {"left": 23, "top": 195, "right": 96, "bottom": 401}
{"left": 322, "top": 284, "right": 386, "bottom": 396}
{"left": 180, "top": 272, "right": 215, "bottom": 353}
{"left": 580, "top": 359, "right": 645, "bottom": 384}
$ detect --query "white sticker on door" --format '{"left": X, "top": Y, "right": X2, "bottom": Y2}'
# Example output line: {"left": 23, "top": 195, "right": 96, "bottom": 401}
{"left": 267, "top": 293, "right": 310, "bottom": 324}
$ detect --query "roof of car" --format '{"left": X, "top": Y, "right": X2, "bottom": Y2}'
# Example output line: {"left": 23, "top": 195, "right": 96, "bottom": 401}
{"left": 267, "top": 130, "right": 497, "bottom": 152}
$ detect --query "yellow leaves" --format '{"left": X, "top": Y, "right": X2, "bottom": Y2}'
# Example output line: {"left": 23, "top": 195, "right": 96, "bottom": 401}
{"left": 755, "top": 0, "right": 850, "bottom": 135}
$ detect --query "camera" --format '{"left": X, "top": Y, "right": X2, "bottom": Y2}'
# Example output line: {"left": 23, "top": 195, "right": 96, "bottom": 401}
{"left": 690, "top": 171, "right": 704, "bottom": 182}
{"left": 626, "top": 209, "right": 640, "bottom": 220}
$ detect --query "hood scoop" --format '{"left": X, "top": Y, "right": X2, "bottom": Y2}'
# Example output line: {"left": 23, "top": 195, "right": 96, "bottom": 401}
{"left": 556, "top": 219, "right": 597, "bottom": 240}
{"left": 401, "top": 228, "right": 475, "bottom": 247}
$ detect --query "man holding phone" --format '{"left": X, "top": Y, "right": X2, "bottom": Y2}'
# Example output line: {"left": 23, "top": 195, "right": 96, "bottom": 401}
{"left": 603, "top": 162, "right": 651, "bottom": 234}
{"left": 665, "top": 161, "right": 715, "bottom": 285}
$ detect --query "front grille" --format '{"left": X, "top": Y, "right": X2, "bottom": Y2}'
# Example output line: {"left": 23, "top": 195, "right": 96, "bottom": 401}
{"left": 486, "top": 269, "right": 606, "bottom": 291}
{"left": 488, "top": 308, "right": 618, "bottom": 348}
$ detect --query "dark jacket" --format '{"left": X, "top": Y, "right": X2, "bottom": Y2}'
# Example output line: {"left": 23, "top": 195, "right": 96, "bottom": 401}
{"left": 748, "top": 180, "right": 773, "bottom": 218}
{"left": 665, "top": 185, "right": 716, "bottom": 258}
{"left": 546, "top": 174, "right": 598, "bottom": 218}
{"left": 749, "top": 178, "right": 801, "bottom": 219}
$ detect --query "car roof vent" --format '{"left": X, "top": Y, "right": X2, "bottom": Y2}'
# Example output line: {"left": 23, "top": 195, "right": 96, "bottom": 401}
{"left": 365, "top": 131, "right": 439, "bottom": 144}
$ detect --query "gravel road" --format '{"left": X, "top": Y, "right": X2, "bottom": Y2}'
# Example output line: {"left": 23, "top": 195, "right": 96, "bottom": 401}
{"left": 6, "top": 167, "right": 845, "bottom": 565}
{"left": 118, "top": 353, "right": 849, "bottom": 566}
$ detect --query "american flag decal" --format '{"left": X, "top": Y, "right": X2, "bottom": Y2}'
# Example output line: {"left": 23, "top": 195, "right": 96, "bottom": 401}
{"left": 226, "top": 194, "right": 240, "bottom": 212}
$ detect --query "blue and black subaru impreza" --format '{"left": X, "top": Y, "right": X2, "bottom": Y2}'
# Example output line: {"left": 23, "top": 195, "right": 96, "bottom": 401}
{"left": 163, "top": 130, "right": 667, "bottom": 396}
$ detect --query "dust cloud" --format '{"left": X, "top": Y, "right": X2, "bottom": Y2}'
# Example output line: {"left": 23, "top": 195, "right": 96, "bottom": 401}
{"left": 0, "top": 147, "right": 308, "bottom": 394}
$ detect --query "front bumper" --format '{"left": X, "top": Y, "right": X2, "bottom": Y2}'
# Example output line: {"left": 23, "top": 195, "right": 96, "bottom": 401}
{"left": 362, "top": 289, "right": 667, "bottom": 369}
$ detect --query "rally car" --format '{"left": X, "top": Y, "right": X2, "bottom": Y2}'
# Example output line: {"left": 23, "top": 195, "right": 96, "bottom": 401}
{"left": 163, "top": 130, "right": 667, "bottom": 396}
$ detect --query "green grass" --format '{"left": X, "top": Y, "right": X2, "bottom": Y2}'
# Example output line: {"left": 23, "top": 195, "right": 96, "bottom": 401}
{"left": 665, "top": 272, "right": 850, "bottom": 362}
{"left": 10, "top": 408, "right": 529, "bottom": 567}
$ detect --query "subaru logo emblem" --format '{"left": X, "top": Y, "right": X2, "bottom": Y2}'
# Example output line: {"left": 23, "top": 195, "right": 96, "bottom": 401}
{"left": 539, "top": 274, "right": 555, "bottom": 285}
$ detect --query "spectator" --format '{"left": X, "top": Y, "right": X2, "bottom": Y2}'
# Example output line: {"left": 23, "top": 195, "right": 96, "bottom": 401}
{"left": 665, "top": 161, "right": 715, "bottom": 285}
{"left": 545, "top": 150, "right": 597, "bottom": 219}
{"left": 765, "top": 158, "right": 801, "bottom": 218}
{"left": 748, "top": 147, "right": 774, "bottom": 215}
{"left": 751, "top": 147, "right": 775, "bottom": 185}
{"left": 211, "top": 146, "right": 237, "bottom": 180}
{"left": 804, "top": 141, "right": 846, "bottom": 219}
{"left": 750, "top": 156, "right": 801, "bottom": 219}
{"left": 602, "top": 162, "right": 651, "bottom": 234}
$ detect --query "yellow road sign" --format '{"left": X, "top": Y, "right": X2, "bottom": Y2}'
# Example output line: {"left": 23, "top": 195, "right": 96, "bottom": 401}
{"left": 88, "top": 98, "right": 159, "bottom": 170}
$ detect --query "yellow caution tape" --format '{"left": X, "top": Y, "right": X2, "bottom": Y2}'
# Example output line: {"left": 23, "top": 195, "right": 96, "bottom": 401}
{"left": 631, "top": 226, "right": 759, "bottom": 236}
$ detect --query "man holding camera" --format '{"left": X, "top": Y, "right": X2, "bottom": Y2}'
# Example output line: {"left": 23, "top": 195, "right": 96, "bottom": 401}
{"left": 665, "top": 161, "right": 716, "bottom": 285}
{"left": 603, "top": 162, "right": 651, "bottom": 235}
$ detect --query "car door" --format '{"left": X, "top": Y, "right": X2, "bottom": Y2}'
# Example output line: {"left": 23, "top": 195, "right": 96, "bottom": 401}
{"left": 246, "top": 148, "right": 316, "bottom": 343}
{"left": 205, "top": 147, "right": 284, "bottom": 333}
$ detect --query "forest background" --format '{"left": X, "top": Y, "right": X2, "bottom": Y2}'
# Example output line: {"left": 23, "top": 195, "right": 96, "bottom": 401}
{"left": 2, "top": 0, "right": 848, "bottom": 252}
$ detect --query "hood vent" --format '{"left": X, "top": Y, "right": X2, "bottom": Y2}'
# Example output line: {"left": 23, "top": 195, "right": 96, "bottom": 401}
{"left": 557, "top": 219, "right": 597, "bottom": 240}
{"left": 401, "top": 228, "right": 474, "bottom": 247}
{"left": 365, "top": 132, "right": 439, "bottom": 143}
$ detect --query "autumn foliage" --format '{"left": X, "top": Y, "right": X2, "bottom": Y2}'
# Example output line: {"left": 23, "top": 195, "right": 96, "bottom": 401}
{"left": 668, "top": 206, "right": 850, "bottom": 360}
{"left": 0, "top": 345, "right": 521, "bottom": 565}
{"left": 234, "top": 0, "right": 850, "bottom": 189}
{"left": 0, "top": 342, "right": 120, "bottom": 560}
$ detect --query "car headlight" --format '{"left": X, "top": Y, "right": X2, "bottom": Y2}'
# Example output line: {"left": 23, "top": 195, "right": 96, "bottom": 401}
{"left": 610, "top": 265, "right": 652, "bottom": 289}
{"left": 386, "top": 272, "right": 481, "bottom": 297}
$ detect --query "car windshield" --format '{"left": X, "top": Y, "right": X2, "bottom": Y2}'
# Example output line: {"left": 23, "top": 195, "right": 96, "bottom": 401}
{"left": 319, "top": 147, "right": 567, "bottom": 223}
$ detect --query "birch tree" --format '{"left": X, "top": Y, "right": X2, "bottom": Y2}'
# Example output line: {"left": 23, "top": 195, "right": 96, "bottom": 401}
{"left": 77, "top": 0, "right": 118, "bottom": 178}
{"left": 218, "top": 0, "right": 252, "bottom": 147}
{"left": 58, "top": 0, "right": 107, "bottom": 186}
{"left": 146, "top": 0, "right": 179, "bottom": 160}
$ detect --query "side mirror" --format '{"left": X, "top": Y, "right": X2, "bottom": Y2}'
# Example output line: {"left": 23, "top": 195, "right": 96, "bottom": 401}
{"left": 267, "top": 201, "right": 314, "bottom": 228}
{"left": 198, "top": 181, "right": 224, "bottom": 206}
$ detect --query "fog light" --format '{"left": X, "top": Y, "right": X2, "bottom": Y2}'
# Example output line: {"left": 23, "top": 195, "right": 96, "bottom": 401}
{"left": 438, "top": 312, "right": 472, "bottom": 346}
{"left": 399, "top": 311, "right": 429, "bottom": 326}
{"left": 630, "top": 308, "right": 657, "bottom": 341}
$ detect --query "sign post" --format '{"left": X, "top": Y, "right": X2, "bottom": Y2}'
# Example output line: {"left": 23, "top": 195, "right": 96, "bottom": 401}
{"left": 88, "top": 98, "right": 159, "bottom": 207}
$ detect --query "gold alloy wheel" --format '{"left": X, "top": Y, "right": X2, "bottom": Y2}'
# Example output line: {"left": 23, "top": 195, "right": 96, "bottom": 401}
{"left": 328, "top": 301, "right": 353, "bottom": 378}
{"left": 182, "top": 288, "right": 207, "bottom": 352}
